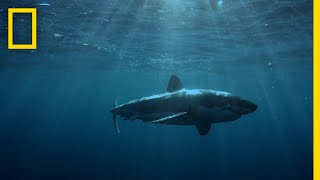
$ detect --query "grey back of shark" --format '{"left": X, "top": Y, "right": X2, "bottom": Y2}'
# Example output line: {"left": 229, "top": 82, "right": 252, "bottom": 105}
{"left": 110, "top": 75, "right": 258, "bottom": 136}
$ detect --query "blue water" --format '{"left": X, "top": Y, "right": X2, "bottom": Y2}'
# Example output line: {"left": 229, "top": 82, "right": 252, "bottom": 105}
{"left": 0, "top": 0, "right": 313, "bottom": 180}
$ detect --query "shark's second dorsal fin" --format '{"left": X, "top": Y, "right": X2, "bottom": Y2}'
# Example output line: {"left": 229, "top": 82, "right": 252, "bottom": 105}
{"left": 167, "top": 75, "right": 183, "bottom": 92}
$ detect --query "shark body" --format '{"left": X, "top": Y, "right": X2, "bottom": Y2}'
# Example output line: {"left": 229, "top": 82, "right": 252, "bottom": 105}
{"left": 110, "top": 75, "right": 258, "bottom": 135}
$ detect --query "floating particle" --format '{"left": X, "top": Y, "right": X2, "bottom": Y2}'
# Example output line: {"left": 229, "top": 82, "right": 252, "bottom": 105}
{"left": 38, "top": 3, "right": 50, "bottom": 6}
{"left": 53, "top": 33, "right": 62, "bottom": 37}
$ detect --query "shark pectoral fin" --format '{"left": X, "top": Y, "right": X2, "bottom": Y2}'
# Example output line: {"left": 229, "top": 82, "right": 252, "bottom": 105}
{"left": 195, "top": 121, "right": 211, "bottom": 136}
{"left": 151, "top": 112, "right": 188, "bottom": 124}
{"left": 166, "top": 75, "right": 183, "bottom": 92}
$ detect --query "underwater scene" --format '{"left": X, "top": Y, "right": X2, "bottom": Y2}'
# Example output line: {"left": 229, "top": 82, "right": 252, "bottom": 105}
{"left": 0, "top": 0, "right": 313, "bottom": 180}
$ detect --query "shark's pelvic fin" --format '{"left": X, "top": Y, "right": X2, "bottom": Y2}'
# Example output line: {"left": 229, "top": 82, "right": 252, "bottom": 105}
{"left": 151, "top": 112, "right": 188, "bottom": 123}
{"left": 167, "top": 75, "right": 183, "bottom": 92}
{"left": 195, "top": 121, "right": 211, "bottom": 136}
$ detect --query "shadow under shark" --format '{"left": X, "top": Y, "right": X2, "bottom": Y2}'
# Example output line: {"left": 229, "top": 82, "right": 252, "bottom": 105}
{"left": 111, "top": 75, "right": 258, "bottom": 136}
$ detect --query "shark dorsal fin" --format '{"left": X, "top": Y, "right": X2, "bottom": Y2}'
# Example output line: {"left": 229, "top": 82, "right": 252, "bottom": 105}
{"left": 167, "top": 75, "right": 183, "bottom": 92}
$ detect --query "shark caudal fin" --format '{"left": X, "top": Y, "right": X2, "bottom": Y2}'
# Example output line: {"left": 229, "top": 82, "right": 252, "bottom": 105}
{"left": 112, "top": 98, "right": 120, "bottom": 134}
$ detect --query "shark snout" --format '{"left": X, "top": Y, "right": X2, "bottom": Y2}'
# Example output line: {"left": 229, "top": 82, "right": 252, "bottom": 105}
{"left": 240, "top": 99, "right": 258, "bottom": 114}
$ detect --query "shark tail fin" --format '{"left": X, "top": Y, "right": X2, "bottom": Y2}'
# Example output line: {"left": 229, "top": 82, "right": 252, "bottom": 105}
{"left": 112, "top": 97, "right": 120, "bottom": 134}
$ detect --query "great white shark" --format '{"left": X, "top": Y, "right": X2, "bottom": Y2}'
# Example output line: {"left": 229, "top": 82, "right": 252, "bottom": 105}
{"left": 110, "top": 75, "right": 258, "bottom": 136}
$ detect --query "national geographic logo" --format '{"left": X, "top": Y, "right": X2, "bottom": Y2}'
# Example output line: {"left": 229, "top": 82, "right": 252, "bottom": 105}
{"left": 7, "top": 8, "right": 37, "bottom": 50}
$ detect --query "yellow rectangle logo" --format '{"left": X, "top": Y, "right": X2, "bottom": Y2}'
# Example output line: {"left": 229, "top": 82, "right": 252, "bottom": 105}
{"left": 8, "top": 8, "right": 37, "bottom": 49}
